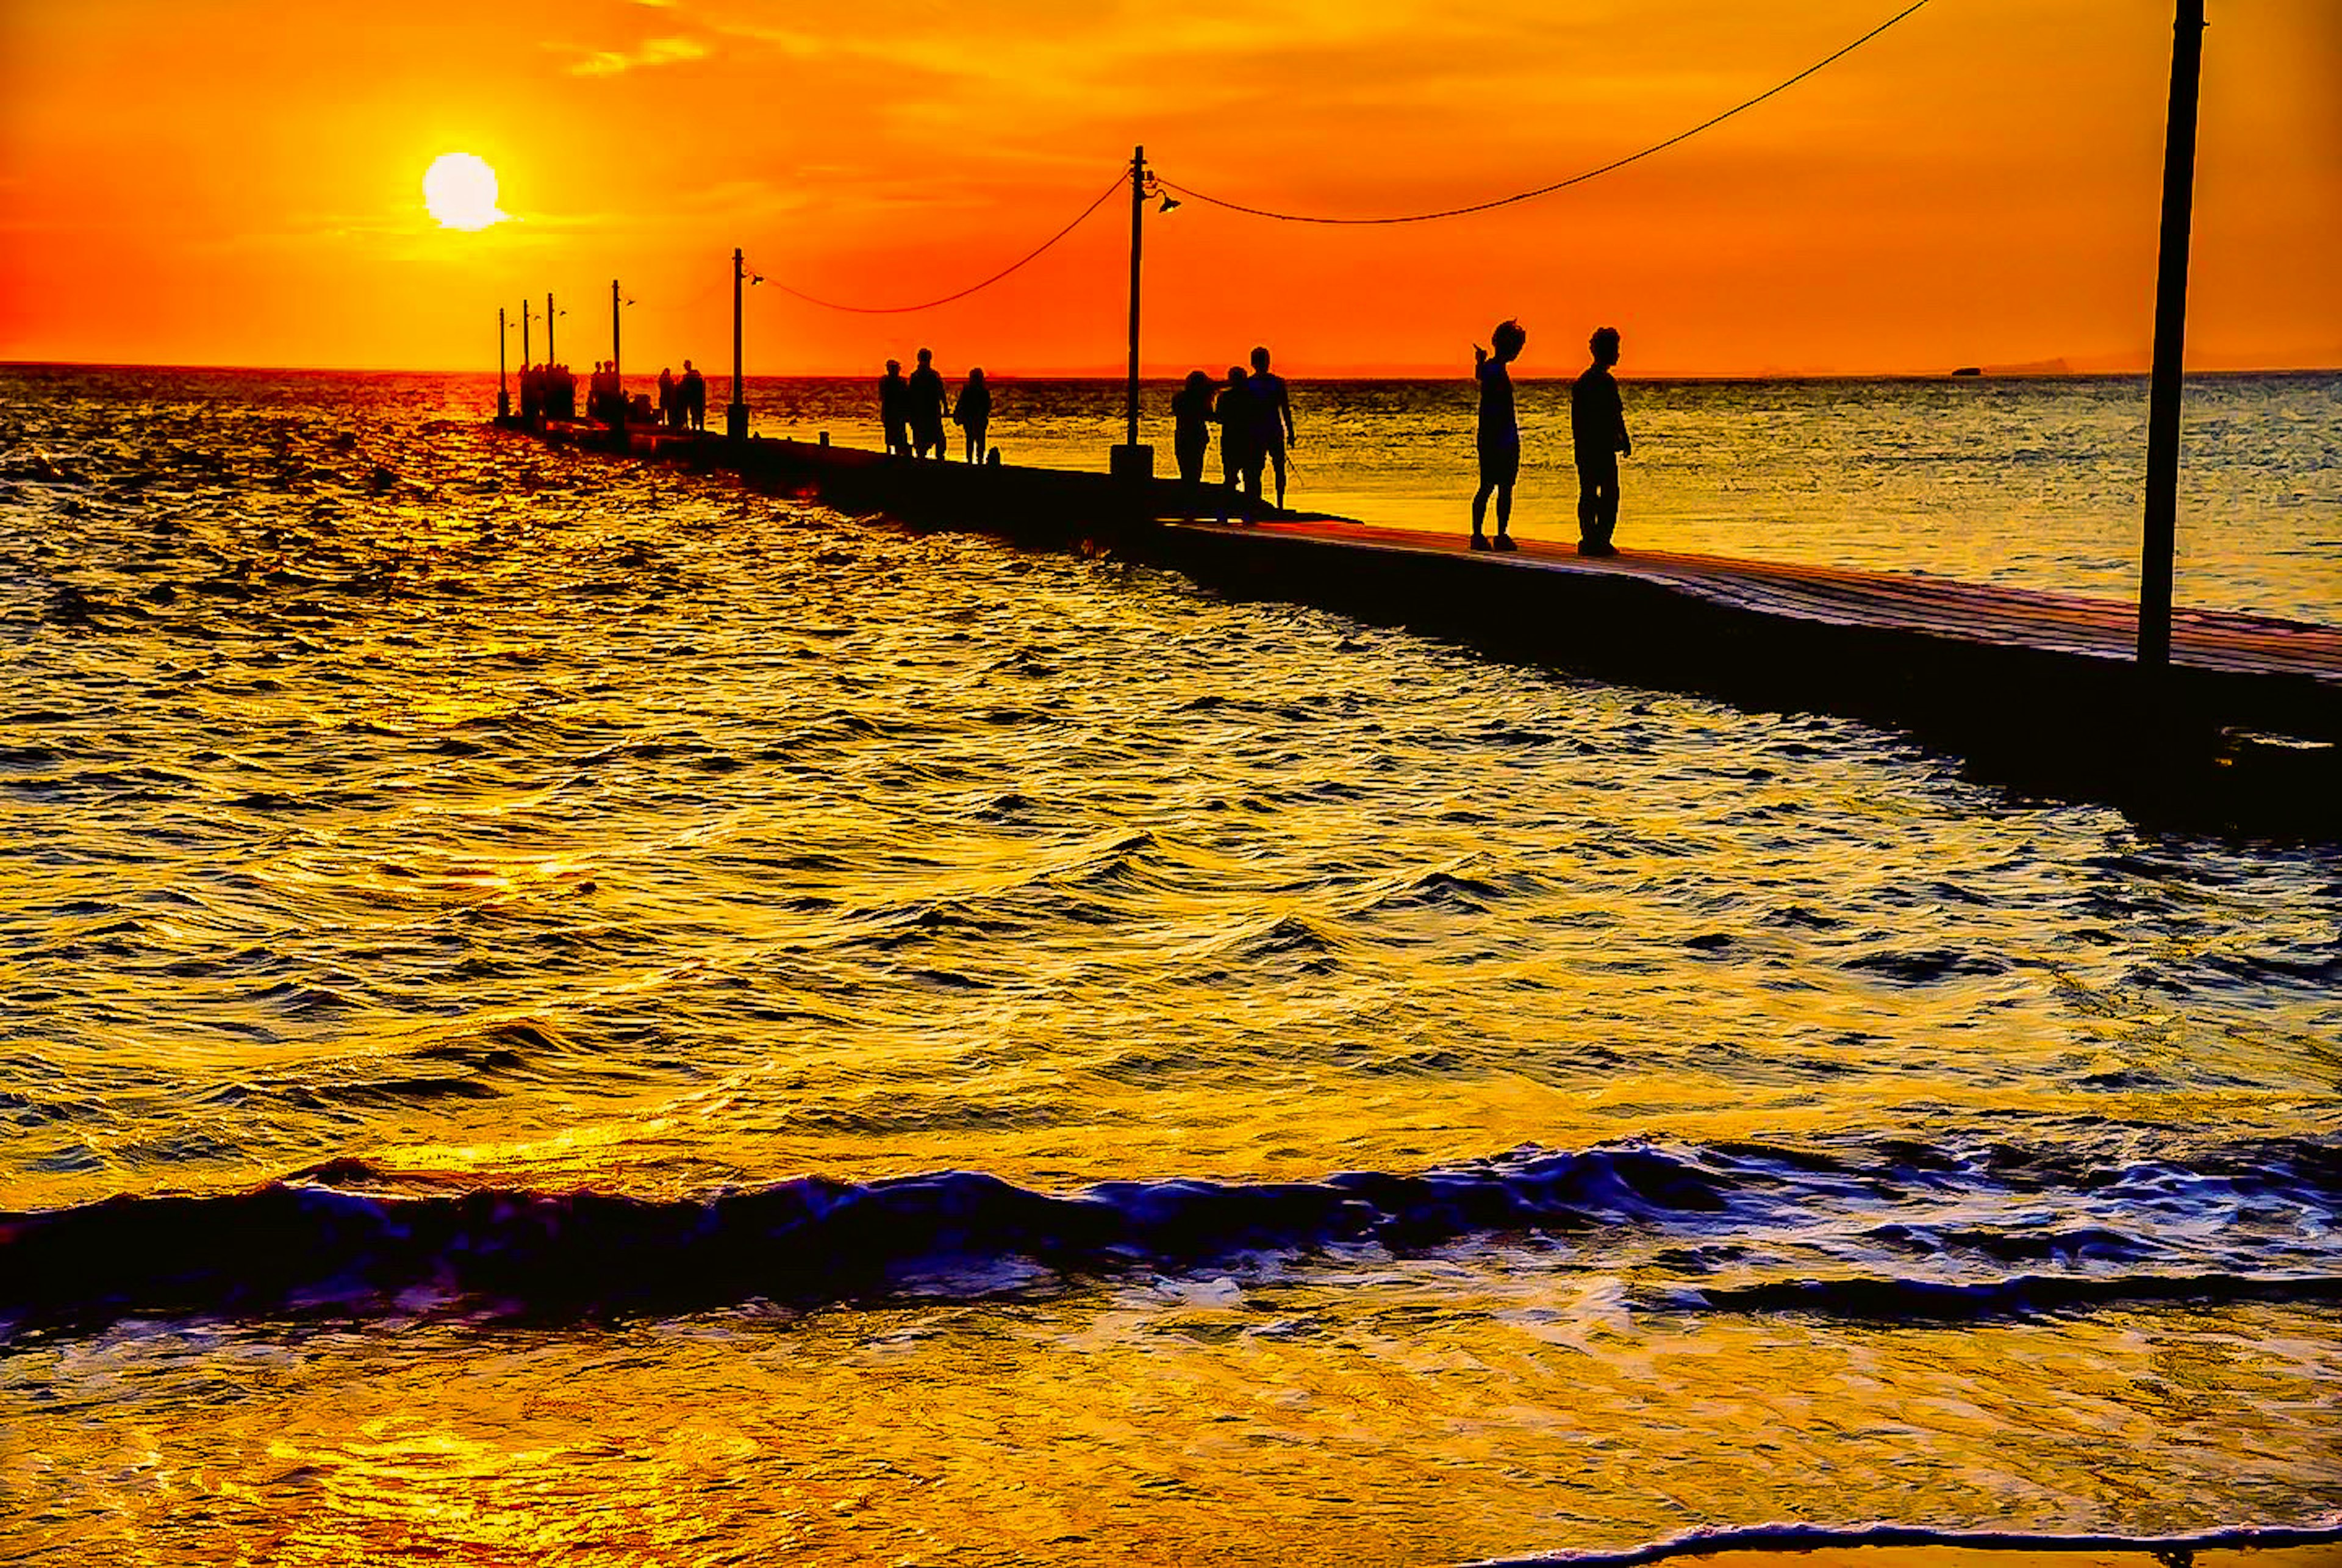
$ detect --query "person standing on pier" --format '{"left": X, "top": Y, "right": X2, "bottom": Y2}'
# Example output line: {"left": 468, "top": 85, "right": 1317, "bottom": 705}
{"left": 681, "top": 360, "right": 707, "bottom": 432}
{"left": 954, "top": 367, "right": 992, "bottom": 464}
{"left": 908, "top": 348, "right": 950, "bottom": 460}
{"left": 1170, "top": 370, "right": 1214, "bottom": 493}
{"left": 1571, "top": 326, "right": 1631, "bottom": 556}
{"left": 658, "top": 367, "right": 678, "bottom": 429}
{"left": 878, "top": 359, "right": 909, "bottom": 456}
{"left": 1470, "top": 318, "right": 1527, "bottom": 551}
{"left": 1213, "top": 365, "right": 1253, "bottom": 524}
{"left": 1245, "top": 346, "right": 1297, "bottom": 512}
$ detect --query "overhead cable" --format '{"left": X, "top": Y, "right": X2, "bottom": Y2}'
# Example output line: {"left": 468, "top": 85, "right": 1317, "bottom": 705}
{"left": 768, "top": 172, "right": 1130, "bottom": 313}
{"left": 1158, "top": 0, "right": 1932, "bottom": 224}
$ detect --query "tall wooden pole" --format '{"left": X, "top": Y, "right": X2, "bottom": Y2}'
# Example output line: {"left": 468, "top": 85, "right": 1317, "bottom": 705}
{"left": 497, "top": 307, "right": 510, "bottom": 417}
{"left": 2138, "top": 0, "right": 2206, "bottom": 670}
{"left": 611, "top": 279, "right": 622, "bottom": 385}
{"left": 729, "top": 246, "right": 748, "bottom": 440}
{"left": 520, "top": 299, "right": 531, "bottom": 371}
{"left": 1125, "top": 145, "right": 1144, "bottom": 451}
{"left": 546, "top": 292, "right": 557, "bottom": 365}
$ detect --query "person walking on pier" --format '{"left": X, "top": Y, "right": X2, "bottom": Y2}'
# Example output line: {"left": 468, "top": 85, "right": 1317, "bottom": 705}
{"left": 1572, "top": 326, "right": 1631, "bottom": 556}
{"left": 1213, "top": 365, "right": 1253, "bottom": 524}
{"left": 1470, "top": 319, "right": 1527, "bottom": 551}
{"left": 681, "top": 360, "right": 707, "bottom": 432}
{"left": 878, "top": 359, "right": 909, "bottom": 456}
{"left": 954, "top": 367, "right": 992, "bottom": 464}
{"left": 1245, "top": 346, "right": 1297, "bottom": 512}
{"left": 1171, "top": 370, "right": 1214, "bottom": 493}
{"left": 908, "top": 348, "right": 949, "bottom": 460}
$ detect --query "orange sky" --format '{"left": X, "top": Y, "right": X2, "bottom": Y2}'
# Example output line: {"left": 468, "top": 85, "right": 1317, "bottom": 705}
{"left": 2, "top": 0, "right": 2337, "bottom": 376}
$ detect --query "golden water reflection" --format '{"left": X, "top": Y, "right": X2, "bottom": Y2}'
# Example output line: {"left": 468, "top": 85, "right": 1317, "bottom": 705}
{"left": 10, "top": 1286, "right": 2338, "bottom": 1566}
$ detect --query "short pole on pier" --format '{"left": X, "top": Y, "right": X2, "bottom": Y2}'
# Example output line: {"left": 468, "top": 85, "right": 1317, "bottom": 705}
{"left": 497, "top": 307, "right": 510, "bottom": 418}
{"left": 546, "top": 292, "right": 557, "bottom": 365}
{"left": 728, "top": 246, "right": 749, "bottom": 442}
{"left": 1109, "top": 144, "right": 1153, "bottom": 484}
{"left": 2138, "top": 0, "right": 2206, "bottom": 671}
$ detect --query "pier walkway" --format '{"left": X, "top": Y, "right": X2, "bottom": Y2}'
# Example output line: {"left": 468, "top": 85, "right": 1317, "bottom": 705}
{"left": 1221, "top": 515, "right": 2342, "bottom": 687}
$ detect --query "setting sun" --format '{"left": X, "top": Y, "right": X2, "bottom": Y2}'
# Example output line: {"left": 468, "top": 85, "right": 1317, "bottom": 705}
{"left": 421, "top": 152, "right": 507, "bottom": 231}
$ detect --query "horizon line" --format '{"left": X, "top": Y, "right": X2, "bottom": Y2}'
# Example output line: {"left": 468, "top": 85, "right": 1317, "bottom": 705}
{"left": 7, "top": 357, "right": 2341, "bottom": 382}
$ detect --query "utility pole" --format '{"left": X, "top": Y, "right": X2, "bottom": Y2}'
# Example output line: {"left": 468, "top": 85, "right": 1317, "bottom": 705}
{"left": 497, "top": 307, "right": 510, "bottom": 418}
{"left": 1111, "top": 145, "right": 1152, "bottom": 481}
{"left": 611, "top": 279, "right": 623, "bottom": 387}
{"left": 546, "top": 292, "right": 557, "bottom": 365}
{"left": 729, "top": 247, "right": 749, "bottom": 441}
{"left": 2138, "top": 0, "right": 2206, "bottom": 670}
{"left": 520, "top": 298, "right": 532, "bottom": 371}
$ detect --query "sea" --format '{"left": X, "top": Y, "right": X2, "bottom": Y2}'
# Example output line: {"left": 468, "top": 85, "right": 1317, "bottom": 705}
{"left": 2, "top": 365, "right": 2338, "bottom": 1566}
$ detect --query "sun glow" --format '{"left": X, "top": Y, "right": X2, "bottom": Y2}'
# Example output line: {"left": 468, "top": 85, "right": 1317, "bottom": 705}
{"left": 421, "top": 152, "right": 508, "bottom": 231}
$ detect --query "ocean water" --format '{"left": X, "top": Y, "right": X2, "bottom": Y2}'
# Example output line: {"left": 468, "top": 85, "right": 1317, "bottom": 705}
{"left": 1, "top": 365, "right": 2338, "bottom": 1565}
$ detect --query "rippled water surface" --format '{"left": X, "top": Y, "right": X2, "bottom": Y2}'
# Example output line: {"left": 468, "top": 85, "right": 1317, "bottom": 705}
{"left": 2, "top": 367, "right": 2337, "bottom": 1564}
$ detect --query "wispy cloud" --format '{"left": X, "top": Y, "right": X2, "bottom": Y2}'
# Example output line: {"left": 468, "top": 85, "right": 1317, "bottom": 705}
{"left": 568, "top": 34, "right": 711, "bottom": 77}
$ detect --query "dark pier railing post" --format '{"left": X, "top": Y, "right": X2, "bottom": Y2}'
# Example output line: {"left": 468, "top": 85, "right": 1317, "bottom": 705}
{"left": 546, "top": 292, "right": 557, "bottom": 366}
{"left": 2139, "top": 0, "right": 2206, "bottom": 670}
{"left": 498, "top": 307, "right": 510, "bottom": 417}
{"left": 728, "top": 246, "right": 748, "bottom": 441}
{"left": 1110, "top": 145, "right": 1153, "bottom": 484}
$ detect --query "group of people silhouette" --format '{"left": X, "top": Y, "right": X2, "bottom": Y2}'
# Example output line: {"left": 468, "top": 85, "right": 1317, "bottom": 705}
{"left": 515, "top": 362, "right": 578, "bottom": 423}
{"left": 1475, "top": 322, "right": 1631, "bottom": 556}
{"left": 657, "top": 362, "right": 708, "bottom": 432}
{"left": 878, "top": 349, "right": 994, "bottom": 463}
{"left": 1170, "top": 346, "right": 1298, "bottom": 523}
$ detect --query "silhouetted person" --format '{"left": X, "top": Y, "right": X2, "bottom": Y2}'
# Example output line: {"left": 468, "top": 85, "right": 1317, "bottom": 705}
{"left": 954, "top": 367, "right": 992, "bottom": 464}
{"left": 1246, "top": 346, "right": 1297, "bottom": 511}
{"left": 520, "top": 362, "right": 542, "bottom": 424}
{"left": 1212, "top": 365, "right": 1253, "bottom": 524}
{"left": 1471, "top": 318, "right": 1527, "bottom": 551}
{"left": 908, "top": 348, "right": 949, "bottom": 459}
{"left": 681, "top": 360, "right": 706, "bottom": 432}
{"left": 553, "top": 363, "right": 576, "bottom": 420}
{"left": 1170, "top": 370, "right": 1214, "bottom": 490}
{"left": 1572, "top": 326, "right": 1630, "bottom": 556}
{"left": 878, "top": 359, "right": 909, "bottom": 455}
{"left": 658, "top": 367, "right": 678, "bottom": 429}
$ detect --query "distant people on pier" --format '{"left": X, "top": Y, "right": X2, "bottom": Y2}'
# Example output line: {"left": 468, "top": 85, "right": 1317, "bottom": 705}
{"left": 878, "top": 359, "right": 909, "bottom": 456}
{"left": 908, "top": 348, "right": 950, "bottom": 459}
{"left": 590, "top": 360, "right": 624, "bottom": 424}
{"left": 681, "top": 360, "right": 707, "bottom": 432}
{"left": 1470, "top": 318, "right": 1527, "bottom": 551}
{"left": 551, "top": 363, "right": 576, "bottom": 421}
{"left": 1213, "top": 365, "right": 1252, "bottom": 524}
{"left": 520, "top": 363, "right": 543, "bottom": 424}
{"left": 1170, "top": 370, "right": 1214, "bottom": 491}
{"left": 658, "top": 367, "right": 678, "bottom": 429}
{"left": 1571, "top": 326, "right": 1630, "bottom": 556}
{"left": 954, "top": 367, "right": 992, "bottom": 464}
{"left": 1245, "top": 346, "right": 1297, "bottom": 514}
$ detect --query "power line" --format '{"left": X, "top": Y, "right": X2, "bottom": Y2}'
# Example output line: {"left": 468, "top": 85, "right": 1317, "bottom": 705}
{"left": 768, "top": 172, "right": 1130, "bottom": 314}
{"left": 1158, "top": 0, "right": 1933, "bottom": 225}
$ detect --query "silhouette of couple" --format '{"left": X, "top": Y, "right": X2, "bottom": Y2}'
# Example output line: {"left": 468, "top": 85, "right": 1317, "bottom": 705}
{"left": 1473, "top": 323, "right": 1630, "bottom": 556}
